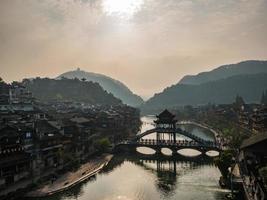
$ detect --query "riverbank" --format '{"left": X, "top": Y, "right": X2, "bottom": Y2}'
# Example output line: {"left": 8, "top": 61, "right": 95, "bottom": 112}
{"left": 179, "top": 120, "right": 227, "bottom": 151}
{"left": 179, "top": 120, "right": 219, "bottom": 138}
{"left": 22, "top": 117, "right": 232, "bottom": 200}
{"left": 26, "top": 154, "right": 113, "bottom": 198}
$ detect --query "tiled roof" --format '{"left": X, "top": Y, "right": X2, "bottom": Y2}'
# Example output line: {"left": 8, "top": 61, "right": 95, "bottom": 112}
{"left": 240, "top": 133, "right": 267, "bottom": 149}
{"left": 35, "top": 120, "right": 59, "bottom": 133}
{"left": 157, "top": 109, "right": 175, "bottom": 118}
{"left": 70, "top": 117, "right": 90, "bottom": 124}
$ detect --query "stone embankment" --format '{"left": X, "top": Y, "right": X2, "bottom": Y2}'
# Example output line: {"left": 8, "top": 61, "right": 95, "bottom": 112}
{"left": 26, "top": 154, "right": 113, "bottom": 198}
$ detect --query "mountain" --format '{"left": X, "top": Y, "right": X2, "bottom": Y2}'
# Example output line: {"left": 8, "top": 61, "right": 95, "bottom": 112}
{"left": 142, "top": 73, "right": 267, "bottom": 112}
{"left": 179, "top": 60, "right": 267, "bottom": 85}
{"left": 23, "top": 78, "right": 122, "bottom": 105}
{"left": 57, "top": 69, "right": 144, "bottom": 107}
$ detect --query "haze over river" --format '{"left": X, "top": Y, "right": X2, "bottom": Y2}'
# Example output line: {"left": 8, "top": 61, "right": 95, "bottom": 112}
{"left": 29, "top": 116, "right": 230, "bottom": 200}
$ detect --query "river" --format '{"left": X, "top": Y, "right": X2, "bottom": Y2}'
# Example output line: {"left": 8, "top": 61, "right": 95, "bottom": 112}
{"left": 28, "top": 116, "right": 230, "bottom": 200}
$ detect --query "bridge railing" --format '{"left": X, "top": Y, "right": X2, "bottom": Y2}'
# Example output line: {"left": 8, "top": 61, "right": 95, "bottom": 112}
{"left": 133, "top": 127, "right": 213, "bottom": 145}
{"left": 135, "top": 139, "right": 219, "bottom": 148}
{"left": 117, "top": 139, "right": 221, "bottom": 150}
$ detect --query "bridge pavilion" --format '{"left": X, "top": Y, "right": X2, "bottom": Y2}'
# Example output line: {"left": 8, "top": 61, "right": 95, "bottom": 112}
{"left": 154, "top": 109, "right": 177, "bottom": 143}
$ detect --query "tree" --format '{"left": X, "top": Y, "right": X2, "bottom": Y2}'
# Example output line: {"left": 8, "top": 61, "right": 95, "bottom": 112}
{"left": 23, "top": 77, "right": 121, "bottom": 105}
{"left": 61, "top": 151, "right": 79, "bottom": 169}
{"left": 214, "top": 150, "right": 234, "bottom": 179}
{"left": 261, "top": 90, "right": 267, "bottom": 105}
{"left": 22, "top": 78, "right": 31, "bottom": 86}
{"left": 233, "top": 95, "right": 245, "bottom": 111}
{"left": 60, "top": 76, "right": 68, "bottom": 80}
{"left": 0, "top": 77, "right": 3, "bottom": 83}
{"left": 261, "top": 91, "right": 265, "bottom": 105}
{"left": 94, "top": 137, "right": 111, "bottom": 153}
{"left": 236, "top": 95, "right": 245, "bottom": 106}
{"left": 56, "top": 93, "right": 63, "bottom": 100}
{"left": 259, "top": 166, "right": 267, "bottom": 187}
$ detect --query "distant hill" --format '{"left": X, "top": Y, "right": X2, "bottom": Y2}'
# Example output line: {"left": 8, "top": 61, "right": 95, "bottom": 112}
{"left": 179, "top": 60, "right": 267, "bottom": 85}
{"left": 24, "top": 78, "right": 122, "bottom": 105}
{"left": 57, "top": 69, "right": 143, "bottom": 107}
{"left": 142, "top": 73, "right": 267, "bottom": 111}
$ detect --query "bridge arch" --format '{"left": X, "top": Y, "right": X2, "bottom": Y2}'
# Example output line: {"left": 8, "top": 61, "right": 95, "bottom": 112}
{"left": 177, "top": 148, "right": 202, "bottom": 157}
{"left": 161, "top": 147, "right": 172, "bottom": 156}
{"left": 115, "top": 110, "right": 221, "bottom": 157}
{"left": 115, "top": 141, "right": 221, "bottom": 157}
{"left": 136, "top": 146, "right": 156, "bottom": 155}
{"left": 205, "top": 150, "right": 220, "bottom": 157}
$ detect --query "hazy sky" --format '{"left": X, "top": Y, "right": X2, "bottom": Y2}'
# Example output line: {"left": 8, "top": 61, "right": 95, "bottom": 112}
{"left": 0, "top": 0, "right": 267, "bottom": 98}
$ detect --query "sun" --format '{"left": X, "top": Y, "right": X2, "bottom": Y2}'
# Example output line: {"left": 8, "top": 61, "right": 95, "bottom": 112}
{"left": 102, "top": 0, "right": 143, "bottom": 18}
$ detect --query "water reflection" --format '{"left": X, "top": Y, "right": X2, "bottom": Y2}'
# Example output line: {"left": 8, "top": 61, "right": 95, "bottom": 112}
{"left": 136, "top": 147, "right": 156, "bottom": 155}
{"left": 177, "top": 149, "right": 202, "bottom": 157}
{"left": 24, "top": 118, "right": 227, "bottom": 200}
{"left": 28, "top": 155, "right": 229, "bottom": 200}
{"left": 206, "top": 150, "right": 220, "bottom": 157}
{"left": 161, "top": 148, "right": 172, "bottom": 156}
{"left": 178, "top": 124, "right": 215, "bottom": 142}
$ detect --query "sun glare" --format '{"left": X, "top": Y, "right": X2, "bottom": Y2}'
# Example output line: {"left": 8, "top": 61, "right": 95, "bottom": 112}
{"left": 102, "top": 0, "right": 143, "bottom": 18}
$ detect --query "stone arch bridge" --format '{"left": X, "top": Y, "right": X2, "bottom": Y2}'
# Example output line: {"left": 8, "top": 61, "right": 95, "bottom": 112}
{"left": 115, "top": 110, "right": 221, "bottom": 156}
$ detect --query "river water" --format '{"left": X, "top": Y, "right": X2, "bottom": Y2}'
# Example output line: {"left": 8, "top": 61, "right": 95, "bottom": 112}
{"left": 29, "top": 116, "right": 230, "bottom": 200}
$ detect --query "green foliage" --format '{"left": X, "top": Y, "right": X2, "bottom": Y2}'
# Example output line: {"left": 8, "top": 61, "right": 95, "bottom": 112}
{"left": 143, "top": 73, "right": 267, "bottom": 110}
{"left": 214, "top": 150, "right": 234, "bottom": 179}
{"left": 58, "top": 70, "right": 144, "bottom": 107}
{"left": 228, "top": 133, "right": 248, "bottom": 149}
{"left": 261, "top": 90, "right": 267, "bottom": 105}
{"left": 94, "top": 137, "right": 111, "bottom": 153}
{"left": 233, "top": 95, "right": 245, "bottom": 110}
{"left": 259, "top": 166, "right": 267, "bottom": 187}
{"left": 62, "top": 152, "right": 79, "bottom": 169}
{"left": 179, "top": 60, "right": 267, "bottom": 85}
{"left": 24, "top": 78, "right": 122, "bottom": 105}
{"left": 56, "top": 93, "right": 63, "bottom": 100}
{"left": 199, "top": 111, "right": 250, "bottom": 150}
{"left": 259, "top": 166, "right": 267, "bottom": 177}
{"left": 221, "top": 126, "right": 249, "bottom": 149}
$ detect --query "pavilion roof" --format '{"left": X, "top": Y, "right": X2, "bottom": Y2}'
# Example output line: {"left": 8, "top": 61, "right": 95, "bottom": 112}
{"left": 157, "top": 109, "right": 175, "bottom": 119}
{"left": 155, "top": 109, "right": 177, "bottom": 124}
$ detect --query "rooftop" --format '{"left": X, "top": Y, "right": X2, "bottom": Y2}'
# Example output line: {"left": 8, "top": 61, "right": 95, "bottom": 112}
{"left": 154, "top": 109, "right": 177, "bottom": 124}
{"left": 70, "top": 117, "right": 91, "bottom": 124}
{"left": 240, "top": 133, "right": 267, "bottom": 150}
